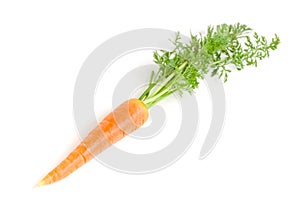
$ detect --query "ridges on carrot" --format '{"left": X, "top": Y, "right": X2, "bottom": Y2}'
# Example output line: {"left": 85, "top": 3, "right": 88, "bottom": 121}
{"left": 37, "top": 98, "right": 148, "bottom": 186}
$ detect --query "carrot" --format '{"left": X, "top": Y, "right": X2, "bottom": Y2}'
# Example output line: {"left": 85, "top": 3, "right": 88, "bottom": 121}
{"left": 37, "top": 98, "right": 148, "bottom": 186}
{"left": 38, "top": 23, "right": 279, "bottom": 186}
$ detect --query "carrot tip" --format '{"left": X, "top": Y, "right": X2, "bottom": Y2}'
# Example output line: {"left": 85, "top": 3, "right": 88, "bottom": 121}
{"left": 36, "top": 180, "right": 46, "bottom": 187}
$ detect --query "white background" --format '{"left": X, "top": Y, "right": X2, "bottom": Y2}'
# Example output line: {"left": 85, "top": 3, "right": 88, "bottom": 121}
{"left": 0, "top": 0, "right": 299, "bottom": 199}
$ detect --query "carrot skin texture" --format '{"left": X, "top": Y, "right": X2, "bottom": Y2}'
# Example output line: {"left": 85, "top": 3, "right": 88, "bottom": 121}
{"left": 38, "top": 98, "right": 148, "bottom": 186}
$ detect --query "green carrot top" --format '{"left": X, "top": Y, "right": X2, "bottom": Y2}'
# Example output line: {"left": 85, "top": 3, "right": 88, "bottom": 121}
{"left": 139, "top": 23, "right": 280, "bottom": 108}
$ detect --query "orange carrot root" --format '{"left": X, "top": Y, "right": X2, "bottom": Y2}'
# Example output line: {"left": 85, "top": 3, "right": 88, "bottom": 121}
{"left": 37, "top": 98, "right": 148, "bottom": 186}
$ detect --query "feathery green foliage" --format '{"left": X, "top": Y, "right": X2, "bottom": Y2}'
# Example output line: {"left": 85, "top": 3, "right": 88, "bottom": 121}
{"left": 139, "top": 23, "right": 280, "bottom": 108}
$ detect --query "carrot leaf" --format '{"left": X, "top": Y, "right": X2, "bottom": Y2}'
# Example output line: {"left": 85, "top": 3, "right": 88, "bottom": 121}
{"left": 139, "top": 23, "right": 280, "bottom": 108}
